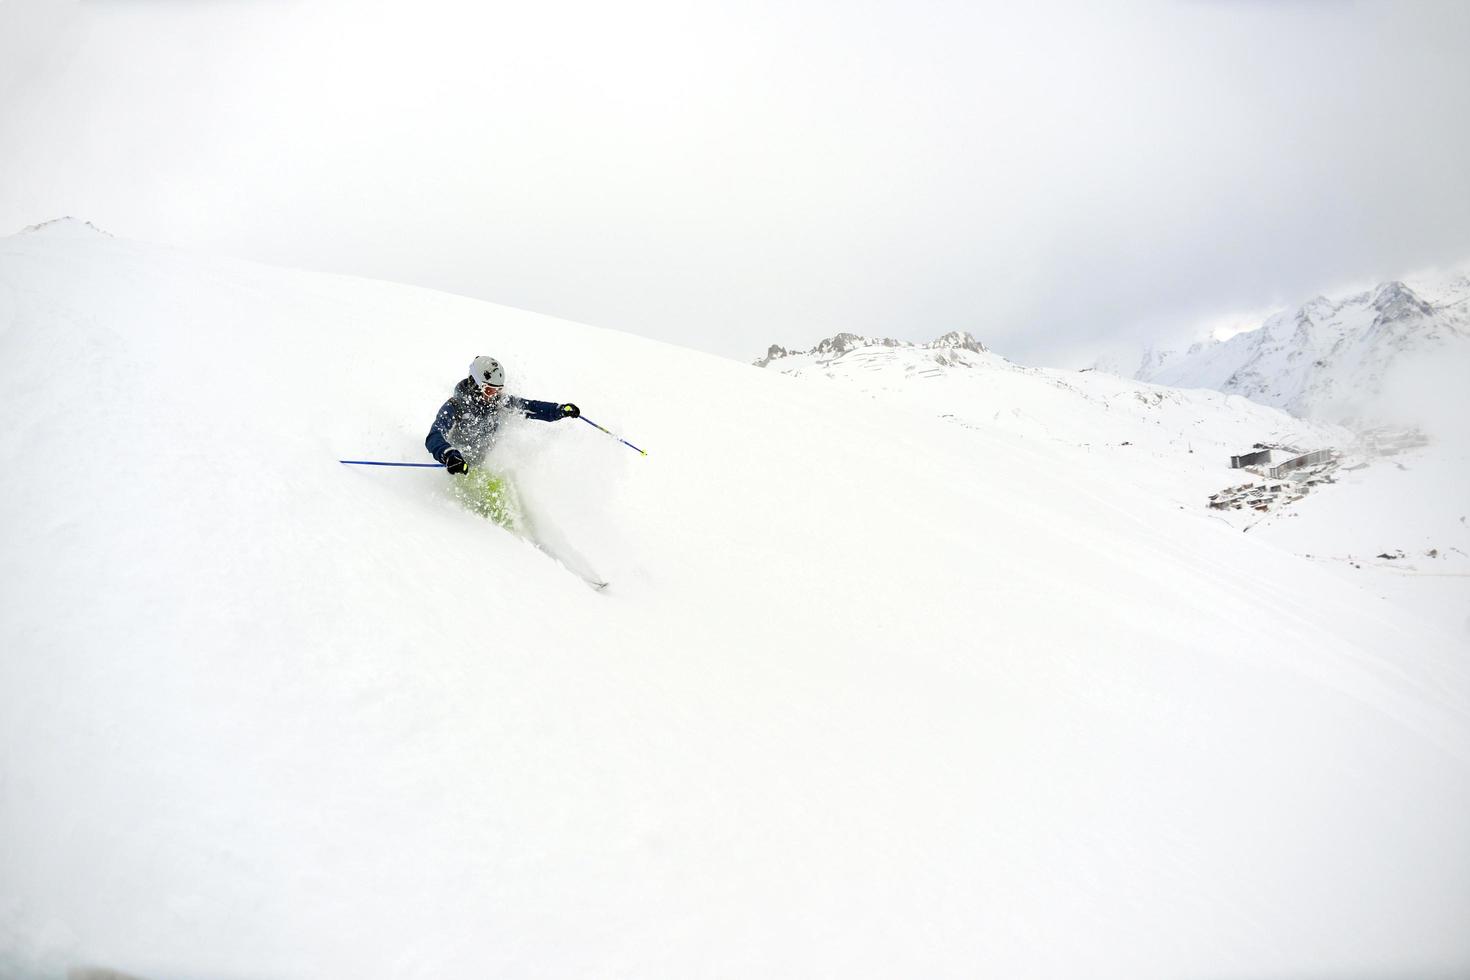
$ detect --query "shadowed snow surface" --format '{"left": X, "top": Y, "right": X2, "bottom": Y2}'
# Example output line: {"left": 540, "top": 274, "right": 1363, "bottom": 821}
{"left": 2, "top": 222, "right": 1468, "bottom": 979}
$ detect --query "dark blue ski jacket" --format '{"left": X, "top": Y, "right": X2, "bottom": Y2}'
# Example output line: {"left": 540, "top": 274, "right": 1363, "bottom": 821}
{"left": 426, "top": 378, "right": 566, "bottom": 465}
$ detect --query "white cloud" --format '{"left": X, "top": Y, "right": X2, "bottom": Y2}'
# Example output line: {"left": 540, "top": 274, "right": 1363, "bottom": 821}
{"left": 3, "top": 0, "right": 1468, "bottom": 364}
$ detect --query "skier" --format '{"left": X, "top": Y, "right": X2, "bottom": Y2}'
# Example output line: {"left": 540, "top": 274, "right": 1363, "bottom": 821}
{"left": 426, "top": 355, "right": 580, "bottom": 526}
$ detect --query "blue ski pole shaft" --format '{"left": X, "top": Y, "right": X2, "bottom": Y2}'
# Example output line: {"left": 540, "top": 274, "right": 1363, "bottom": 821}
{"left": 339, "top": 460, "right": 445, "bottom": 468}
{"left": 580, "top": 416, "right": 648, "bottom": 456}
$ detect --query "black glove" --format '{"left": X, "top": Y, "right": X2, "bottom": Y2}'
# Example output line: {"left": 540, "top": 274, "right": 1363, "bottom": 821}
{"left": 558, "top": 403, "right": 581, "bottom": 419}
{"left": 441, "top": 449, "right": 468, "bottom": 475}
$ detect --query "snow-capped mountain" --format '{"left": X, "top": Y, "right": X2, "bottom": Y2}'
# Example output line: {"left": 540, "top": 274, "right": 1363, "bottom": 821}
{"left": 4, "top": 221, "right": 1470, "bottom": 980}
{"left": 1132, "top": 270, "right": 1470, "bottom": 423}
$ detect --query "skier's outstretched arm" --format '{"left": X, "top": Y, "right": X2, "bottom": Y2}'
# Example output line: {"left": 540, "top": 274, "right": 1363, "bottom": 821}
{"left": 513, "top": 397, "right": 580, "bottom": 422}
{"left": 425, "top": 400, "right": 461, "bottom": 461}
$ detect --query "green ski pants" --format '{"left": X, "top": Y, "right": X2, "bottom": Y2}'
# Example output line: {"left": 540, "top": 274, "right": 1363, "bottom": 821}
{"left": 452, "top": 467, "right": 524, "bottom": 531}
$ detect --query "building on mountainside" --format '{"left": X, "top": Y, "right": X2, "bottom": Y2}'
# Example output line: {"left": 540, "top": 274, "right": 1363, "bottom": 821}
{"left": 1230, "top": 449, "right": 1272, "bottom": 469}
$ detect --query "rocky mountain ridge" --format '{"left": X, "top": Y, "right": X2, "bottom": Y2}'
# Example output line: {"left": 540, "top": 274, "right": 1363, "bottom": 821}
{"left": 755, "top": 330, "right": 987, "bottom": 367}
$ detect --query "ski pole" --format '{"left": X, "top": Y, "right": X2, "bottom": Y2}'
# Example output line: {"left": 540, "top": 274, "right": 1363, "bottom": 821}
{"left": 580, "top": 416, "right": 648, "bottom": 456}
{"left": 339, "top": 459, "right": 445, "bottom": 468}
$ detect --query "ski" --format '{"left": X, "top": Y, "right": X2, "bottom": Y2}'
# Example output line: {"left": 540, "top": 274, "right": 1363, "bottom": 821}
{"left": 526, "top": 535, "right": 609, "bottom": 591}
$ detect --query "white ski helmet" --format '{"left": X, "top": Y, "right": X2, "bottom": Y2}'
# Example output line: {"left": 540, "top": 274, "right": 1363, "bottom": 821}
{"left": 468, "top": 355, "right": 505, "bottom": 388}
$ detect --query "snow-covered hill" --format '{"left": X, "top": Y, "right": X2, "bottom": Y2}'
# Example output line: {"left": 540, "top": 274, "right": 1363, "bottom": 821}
{"left": 1131, "top": 269, "right": 1470, "bottom": 424}
{"left": 3, "top": 221, "right": 1470, "bottom": 980}
{"left": 756, "top": 328, "right": 1470, "bottom": 649}
{"left": 755, "top": 329, "right": 1347, "bottom": 493}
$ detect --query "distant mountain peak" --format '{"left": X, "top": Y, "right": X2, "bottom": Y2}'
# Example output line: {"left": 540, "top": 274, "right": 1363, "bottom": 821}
{"left": 1132, "top": 269, "right": 1469, "bottom": 423}
{"left": 811, "top": 332, "right": 905, "bottom": 358}
{"left": 925, "top": 330, "right": 987, "bottom": 353}
{"left": 753, "top": 344, "right": 792, "bottom": 368}
{"left": 1370, "top": 281, "right": 1433, "bottom": 321}
{"left": 1302, "top": 295, "right": 1337, "bottom": 316}
{"left": 18, "top": 216, "right": 113, "bottom": 238}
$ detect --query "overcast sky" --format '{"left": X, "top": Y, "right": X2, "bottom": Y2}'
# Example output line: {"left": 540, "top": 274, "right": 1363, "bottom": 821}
{"left": 3, "top": 0, "right": 1468, "bottom": 366}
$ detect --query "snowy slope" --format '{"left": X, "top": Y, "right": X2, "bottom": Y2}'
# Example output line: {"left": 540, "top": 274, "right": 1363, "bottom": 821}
{"left": 757, "top": 331, "right": 1349, "bottom": 505}
{"left": 1246, "top": 438, "right": 1470, "bottom": 635}
{"left": 3, "top": 221, "right": 1470, "bottom": 980}
{"left": 1133, "top": 269, "right": 1470, "bottom": 423}
{"left": 758, "top": 331, "right": 1470, "bottom": 648}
